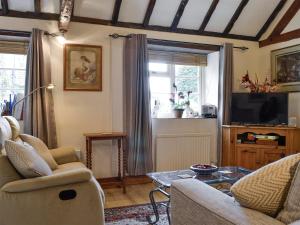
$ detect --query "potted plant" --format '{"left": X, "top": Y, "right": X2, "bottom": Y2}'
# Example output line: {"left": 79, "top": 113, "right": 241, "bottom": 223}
{"left": 169, "top": 83, "right": 192, "bottom": 118}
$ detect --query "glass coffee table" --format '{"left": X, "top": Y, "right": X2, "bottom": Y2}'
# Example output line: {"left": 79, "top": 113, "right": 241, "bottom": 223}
{"left": 146, "top": 166, "right": 251, "bottom": 225}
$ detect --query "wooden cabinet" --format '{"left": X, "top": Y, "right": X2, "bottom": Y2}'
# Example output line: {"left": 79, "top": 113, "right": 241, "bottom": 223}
{"left": 222, "top": 126, "right": 300, "bottom": 170}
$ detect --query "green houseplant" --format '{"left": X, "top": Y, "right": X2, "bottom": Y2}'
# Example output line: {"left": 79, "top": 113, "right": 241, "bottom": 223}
{"left": 169, "top": 83, "right": 192, "bottom": 118}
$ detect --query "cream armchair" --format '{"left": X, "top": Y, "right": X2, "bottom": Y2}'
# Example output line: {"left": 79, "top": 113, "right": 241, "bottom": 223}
{"left": 0, "top": 116, "right": 105, "bottom": 225}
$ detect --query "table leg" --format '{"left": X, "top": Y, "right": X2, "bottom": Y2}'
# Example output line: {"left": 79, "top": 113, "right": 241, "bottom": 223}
{"left": 122, "top": 137, "right": 127, "bottom": 193}
{"left": 86, "top": 137, "right": 90, "bottom": 169}
{"left": 147, "top": 187, "right": 170, "bottom": 225}
{"left": 117, "top": 138, "right": 121, "bottom": 179}
{"left": 87, "top": 138, "right": 92, "bottom": 170}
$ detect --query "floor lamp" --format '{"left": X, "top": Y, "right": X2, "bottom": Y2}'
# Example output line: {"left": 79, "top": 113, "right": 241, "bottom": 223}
{"left": 12, "top": 83, "right": 55, "bottom": 116}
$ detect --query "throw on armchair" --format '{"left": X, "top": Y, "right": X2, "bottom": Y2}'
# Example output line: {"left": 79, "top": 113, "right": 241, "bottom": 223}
{"left": 0, "top": 116, "right": 105, "bottom": 225}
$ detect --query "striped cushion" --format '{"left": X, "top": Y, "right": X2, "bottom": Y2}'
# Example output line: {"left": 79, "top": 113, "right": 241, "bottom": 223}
{"left": 231, "top": 154, "right": 300, "bottom": 217}
{"left": 277, "top": 162, "right": 300, "bottom": 223}
{"left": 19, "top": 134, "right": 58, "bottom": 170}
{"left": 5, "top": 140, "right": 52, "bottom": 178}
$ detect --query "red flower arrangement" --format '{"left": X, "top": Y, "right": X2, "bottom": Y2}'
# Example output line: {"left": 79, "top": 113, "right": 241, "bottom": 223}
{"left": 241, "top": 71, "right": 278, "bottom": 93}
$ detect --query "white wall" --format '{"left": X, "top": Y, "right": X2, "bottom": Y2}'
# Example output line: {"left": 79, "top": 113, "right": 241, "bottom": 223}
{"left": 0, "top": 17, "right": 262, "bottom": 178}
{"left": 205, "top": 52, "right": 219, "bottom": 106}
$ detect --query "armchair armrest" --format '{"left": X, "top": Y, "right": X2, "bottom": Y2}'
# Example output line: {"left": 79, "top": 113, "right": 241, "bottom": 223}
{"left": 50, "top": 146, "right": 79, "bottom": 164}
{"left": 2, "top": 168, "right": 92, "bottom": 193}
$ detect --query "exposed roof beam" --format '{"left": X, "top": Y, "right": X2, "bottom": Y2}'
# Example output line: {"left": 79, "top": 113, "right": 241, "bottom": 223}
{"left": 256, "top": 0, "right": 287, "bottom": 40}
{"left": 112, "top": 0, "right": 122, "bottom": 25}
{"left": 259, "top": 28, "right": 300, "bottom": 47}
{"left": 0, "top": 10, "right": 257, "bottom": 42}
{"left": 143, "top": 0, "right": 156, "bottom": 27}
{"left": 269, "top": 0, "right": 300, "bottom": 37}
{"left": 58, "top": 0, "right": 74, "bottom": 32}
{"left": 223, "top": 0, "right": 249, "bottom": 34}
{"left": 199, "top": 0, "right": 219, "bottom": 32}
{"left": 1, "top": 0, "right": 9, "bottom": 15}
{"left": 34, "top": 0, "right": 41, "bottom": 14}
{"left": 171, "top": 0, "right": 189, "bottom": 31}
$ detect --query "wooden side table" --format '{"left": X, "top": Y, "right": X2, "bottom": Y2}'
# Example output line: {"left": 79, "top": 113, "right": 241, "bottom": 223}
{"left": 83, "top": 132, "right": 127, "bottom": 193}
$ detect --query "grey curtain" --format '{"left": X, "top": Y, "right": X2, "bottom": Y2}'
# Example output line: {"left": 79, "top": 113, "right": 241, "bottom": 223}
{"left": 124, "top": 34, "right": 153, "bottom": 176}
{"left": 217, "top": 43, "right": 233, "bottom": 165}
{"left": 24, "top": 29, "right": 57, "bottom": 148}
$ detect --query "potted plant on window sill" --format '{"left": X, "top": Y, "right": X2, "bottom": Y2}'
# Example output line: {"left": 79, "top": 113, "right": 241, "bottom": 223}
{"left": 170, "top": 83, "right": 192, "bottom": 119}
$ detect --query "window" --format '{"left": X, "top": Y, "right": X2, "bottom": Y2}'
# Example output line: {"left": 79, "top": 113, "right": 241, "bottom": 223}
{"left": 149, "top": 50, "right": 207, "bottom": 118}
{"left": 0, "top": 53, "right": 27, "bottom": 103}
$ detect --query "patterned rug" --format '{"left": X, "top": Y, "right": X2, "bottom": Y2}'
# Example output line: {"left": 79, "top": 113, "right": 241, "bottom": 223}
{"left": 105, "top": 202, "right": 169, "bottom": 225}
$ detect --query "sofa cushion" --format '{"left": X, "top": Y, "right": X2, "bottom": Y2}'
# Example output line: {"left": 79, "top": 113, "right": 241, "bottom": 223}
{"left": 277, "top": 162, "right": 300, "bottom": 224}
{"left": 5, "top": 140, "right": 52, "bottom": 178}
{"left": 0, "top": 117, "right": 12, "bottom": 153}
{"left": 4, "top": 116, "right": 21, "bottom": 140}
{"left": 19, "top": 134, "right": 58, "bottom": 170}
{"left": 0, "top": 155, "right": 21, "bottom": 187}
{"left": 231, "top": 154, "right": 300, "bottom": 217}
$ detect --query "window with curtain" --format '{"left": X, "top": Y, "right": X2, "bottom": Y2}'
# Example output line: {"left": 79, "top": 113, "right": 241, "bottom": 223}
{"left": 0, "top": 40, "right": 28, "bottom": 117}
{"left": 149, "top": 50, "right": 208, "bottom": 118}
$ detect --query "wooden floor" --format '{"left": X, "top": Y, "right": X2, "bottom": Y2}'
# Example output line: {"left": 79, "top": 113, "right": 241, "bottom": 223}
{"left": 104, "top": 183, "right": 168, "bottom": 209}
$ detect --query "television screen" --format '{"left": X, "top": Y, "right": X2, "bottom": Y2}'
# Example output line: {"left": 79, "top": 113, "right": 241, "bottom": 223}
{"left": 231, "top": 93, "right": 288, "bottom": 125}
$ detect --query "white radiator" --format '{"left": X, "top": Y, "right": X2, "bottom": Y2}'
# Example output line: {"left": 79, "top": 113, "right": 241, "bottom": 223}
{"left": 155, "top": 133, "right": 211, "bottom": 171}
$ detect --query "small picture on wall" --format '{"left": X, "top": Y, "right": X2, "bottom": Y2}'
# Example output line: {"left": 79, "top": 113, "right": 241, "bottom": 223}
{"left": 271, "top": 44, "right": 300, "bottom": 92}
{"left": 64, "top": 44, "right": 102, "bottom": 91}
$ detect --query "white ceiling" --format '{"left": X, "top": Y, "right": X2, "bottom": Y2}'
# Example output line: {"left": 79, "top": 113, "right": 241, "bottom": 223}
{"left": 2, "top": 0, "right": 299, "bottom": 38}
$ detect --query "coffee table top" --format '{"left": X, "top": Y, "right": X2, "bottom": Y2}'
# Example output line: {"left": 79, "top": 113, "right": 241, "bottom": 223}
{"left": 147, "top": 166, "right": 251, "bottom": 188}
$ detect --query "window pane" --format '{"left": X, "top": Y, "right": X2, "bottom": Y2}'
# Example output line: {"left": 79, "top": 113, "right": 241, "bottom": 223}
{"left": 175, "top": 65, "right": 199, "bottom": 78}
{"left": 14, "top": 54, "right": 27, "bottom": 69}
{"left": 0, "top": 54, "right": 14, "bottom": 68}
{"left": 150, "top": 76, "right": 171, "bottom": 93}
{"left": 175, "top": 77, "right": 199, "bottom": 93}
{"left": 149, "top": 63, "right": 168, "bottom": 73}
{"left": 0, "top": 53, "right": 26, "bottom": 103}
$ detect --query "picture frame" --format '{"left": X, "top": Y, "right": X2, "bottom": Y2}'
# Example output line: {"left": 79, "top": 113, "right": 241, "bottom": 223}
{"left": 271, "top": 44, "right": 300, "bottom": 92}
{"left": 64, "top": 44, "right": 102, "bottom": 91}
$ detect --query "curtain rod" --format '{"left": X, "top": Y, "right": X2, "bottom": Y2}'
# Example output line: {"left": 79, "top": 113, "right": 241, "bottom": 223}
{"left": 109, "top": 33, "right": 249, "bottom": 51}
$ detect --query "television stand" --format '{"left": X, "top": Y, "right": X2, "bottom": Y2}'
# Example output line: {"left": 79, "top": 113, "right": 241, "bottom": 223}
{"left": 222, "top": 125, "right": 300, "bottom": 170}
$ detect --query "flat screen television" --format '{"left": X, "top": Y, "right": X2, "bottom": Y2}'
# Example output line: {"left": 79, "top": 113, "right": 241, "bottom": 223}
{"left": 231, "top": 93, "right": 288, "bottom": 125}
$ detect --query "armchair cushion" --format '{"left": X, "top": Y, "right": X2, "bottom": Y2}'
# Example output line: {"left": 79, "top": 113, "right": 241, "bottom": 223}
{"left": 4, "top": 116, "right": 20, "bottom": 140}
{"left": 0, "top": 117, "right": 12, "bottom": 152}
{"left": 50, "top": 146, "right": 79, "bottom": 165}
{"left": 5, "top": 140, "right": 52, "bottom": 178}
{"left": 2, "top": 168, "right": 92, "bottom": 193}
{"left": 20, "top": 134, "right": 58, "bottom": 170}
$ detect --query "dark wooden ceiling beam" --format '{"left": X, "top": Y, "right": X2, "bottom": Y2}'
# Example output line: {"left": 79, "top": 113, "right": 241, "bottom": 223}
{"left": 34, "top": 0, "right": 41, "bottom": 14}
{"left": 199, "top": 0, "right": 219, "bottom": 32}
{"left": 1, "top": 0, "right": 9, "bottom": 15}
{"left": 112, "top": 0, "right": 122, "bottom": 25}
{"left": 259, "top": 28, "right": 300, "bottom": 47}
{"left": 143, "top": 0, "right": 156, "bottom": 27}
{"left": 269, "top": 0, "right": 300, "bottom": 37}
{"left": 171, "top": 0, "right": 189, "bottom": 31}
{"left": 256, "top": 0, "right": 287, "bottom": 40}
{"left": 58, "top": 0, "right": 74, "bottom": 32}
{"left": 0, "top": 10, "right": 257, "bottom": 42}
{"left": 223, "top": 0, "right": 249, "bottom": 34}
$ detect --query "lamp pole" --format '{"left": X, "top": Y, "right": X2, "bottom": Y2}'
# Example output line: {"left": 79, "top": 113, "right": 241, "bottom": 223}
{"left": 12, "top": 84, "right": 55, "bottom": 114}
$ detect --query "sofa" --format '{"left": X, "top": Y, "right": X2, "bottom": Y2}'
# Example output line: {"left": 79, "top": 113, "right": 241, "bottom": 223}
{"left": 171, "top": 178, "right": 300, "bottom": 225}
{"left": 0, "top": 116, "right": 105, "bottom": 225}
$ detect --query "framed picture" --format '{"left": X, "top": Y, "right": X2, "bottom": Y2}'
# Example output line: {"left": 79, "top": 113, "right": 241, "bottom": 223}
{"left": 271, "top": 44, "right": 300, "bottom": 92}
{"left": 64, "top": 44, "right": 102, "bottom": 91}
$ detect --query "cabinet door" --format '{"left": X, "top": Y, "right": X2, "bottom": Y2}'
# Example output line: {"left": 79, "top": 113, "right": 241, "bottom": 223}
{"left": 263, "top": 149, "right": 284, "bottom": 166}
{"left": 237, "top": 147, "right": 261, "bottom": 170}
